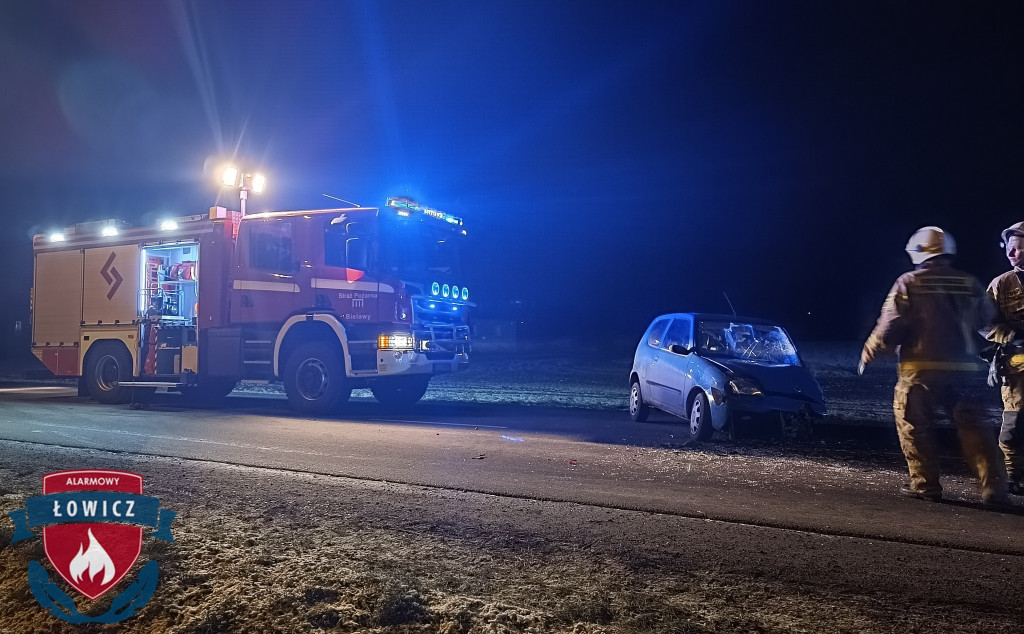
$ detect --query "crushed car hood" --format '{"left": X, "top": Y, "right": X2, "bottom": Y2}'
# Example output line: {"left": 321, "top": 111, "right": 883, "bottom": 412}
{"left": 706, "top": 357, "right": 825, "bottom": 404}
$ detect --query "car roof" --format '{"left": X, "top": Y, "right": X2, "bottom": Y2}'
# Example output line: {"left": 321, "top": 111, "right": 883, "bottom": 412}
{"left": 655, "top": 312, "right": 783, "bottom": 326}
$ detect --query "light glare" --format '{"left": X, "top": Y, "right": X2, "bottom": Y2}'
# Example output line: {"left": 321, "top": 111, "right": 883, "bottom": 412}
{"left": 252, "top": 173, "right": 266, "bottom": 194}
{"left": 221, "top": 166, "right": 239, "bottom": 187}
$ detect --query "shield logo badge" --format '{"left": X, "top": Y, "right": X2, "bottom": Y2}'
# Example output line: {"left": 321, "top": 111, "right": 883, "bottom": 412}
{"left": 41, "top": 470, "right": 143, "bottom": 600}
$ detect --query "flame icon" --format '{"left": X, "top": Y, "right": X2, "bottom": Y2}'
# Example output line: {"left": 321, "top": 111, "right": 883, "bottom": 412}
{"left": 69, "top": 529, "right": 116, "bottom": 586}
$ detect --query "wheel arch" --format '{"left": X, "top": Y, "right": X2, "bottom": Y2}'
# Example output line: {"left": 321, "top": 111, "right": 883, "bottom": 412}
{"left": 81, "top": 337, "right": 136, "bottom": 377}
{"left": 275, "top": 314, "right": 350, "bottom": 377}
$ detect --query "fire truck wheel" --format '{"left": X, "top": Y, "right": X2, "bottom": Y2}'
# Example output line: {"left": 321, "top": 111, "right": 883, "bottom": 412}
{"left": 371, "top": 376, "right": 430, "bottom": 409}
{"left": 283, "top": 342, "right": 351, "bottom": 414}
{"left": 85, "top": 342, "right": 133, "bottom": 404}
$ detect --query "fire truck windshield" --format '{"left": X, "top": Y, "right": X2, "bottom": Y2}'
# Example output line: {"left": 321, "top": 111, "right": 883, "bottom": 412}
{"left": 378, "top": 215, "right": 462, "bottom": 281}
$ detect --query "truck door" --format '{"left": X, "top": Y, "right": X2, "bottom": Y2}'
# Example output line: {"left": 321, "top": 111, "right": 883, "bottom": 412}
{"left": 231, "top": 218, "right": 300, "bottom": 324}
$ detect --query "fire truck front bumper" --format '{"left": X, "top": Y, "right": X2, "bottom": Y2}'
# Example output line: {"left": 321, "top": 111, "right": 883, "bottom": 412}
{"left": 376, "top": 325, "right": 471, "bottom": 377}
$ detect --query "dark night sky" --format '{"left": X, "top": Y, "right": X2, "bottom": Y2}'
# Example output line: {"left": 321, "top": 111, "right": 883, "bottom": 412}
{"left": 0, "top": 1, "right": 1021, "bottom": 352}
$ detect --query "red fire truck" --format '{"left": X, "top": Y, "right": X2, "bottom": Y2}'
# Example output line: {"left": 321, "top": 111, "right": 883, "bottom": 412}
{"left": 30, "top": 198, "right": 472, "bottom": 413}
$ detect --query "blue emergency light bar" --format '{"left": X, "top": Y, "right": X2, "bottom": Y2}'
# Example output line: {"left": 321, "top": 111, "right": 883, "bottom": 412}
{"left": 386, "top": 197, "right": 463, "bottom": 226}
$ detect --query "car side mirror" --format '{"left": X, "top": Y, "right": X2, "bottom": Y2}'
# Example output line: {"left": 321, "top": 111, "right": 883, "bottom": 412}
{"left": 669, "top": 344, "right": 691, "bottom": 355}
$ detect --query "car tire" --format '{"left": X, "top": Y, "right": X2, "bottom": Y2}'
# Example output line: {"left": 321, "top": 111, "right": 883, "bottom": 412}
{"left": 283, "top": 342, "right": 351, "bottom": 414}
{"left": 85, "top": 342, "right": 133, "bottom": 404}
{"left": 629, "top": 380, "right": 650, "bottom": 422}
{"left": 688, "top": 391, "right": 713, "bottom": 441}
{"left": 371, "top": 376, "right": 430, "bottom": 409}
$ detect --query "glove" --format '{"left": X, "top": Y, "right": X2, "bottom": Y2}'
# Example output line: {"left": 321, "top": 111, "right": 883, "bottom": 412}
{"left": 988, "top": 362, "right": 1000, "bottom": 388}
{"left": 858, "top": 347, "right": 873, "bottom": 376}
{"left": 990, "top": 324, "right": 1017, "bottom": 345}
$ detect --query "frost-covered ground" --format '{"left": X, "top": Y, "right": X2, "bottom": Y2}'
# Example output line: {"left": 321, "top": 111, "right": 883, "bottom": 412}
{"left": 2, "top": 441, "right": 1020, "bottom": 634}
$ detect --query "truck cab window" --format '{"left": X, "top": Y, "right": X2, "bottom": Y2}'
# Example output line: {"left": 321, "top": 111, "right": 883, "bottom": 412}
{"left": 249, "top": 222, "right": 294, "bottom": 272}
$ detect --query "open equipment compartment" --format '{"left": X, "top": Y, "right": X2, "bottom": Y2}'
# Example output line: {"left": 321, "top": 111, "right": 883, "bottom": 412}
{"left": 140, "top": 241, "right": 200, "bottom": 376}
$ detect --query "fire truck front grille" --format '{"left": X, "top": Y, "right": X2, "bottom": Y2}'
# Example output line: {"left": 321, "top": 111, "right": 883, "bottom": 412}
{"left": 415, "top": 324, "right": 471, "bottom": 360}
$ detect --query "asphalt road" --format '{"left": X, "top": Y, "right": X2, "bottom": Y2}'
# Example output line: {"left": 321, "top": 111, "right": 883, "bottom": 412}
{"left": 1, "top": 385, "right": 1022, "bottom": 556}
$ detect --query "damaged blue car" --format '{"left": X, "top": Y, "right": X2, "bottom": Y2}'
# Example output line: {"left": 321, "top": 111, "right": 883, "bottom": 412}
{"left": 629, "top": 313, "right": 826, "bottom": 440}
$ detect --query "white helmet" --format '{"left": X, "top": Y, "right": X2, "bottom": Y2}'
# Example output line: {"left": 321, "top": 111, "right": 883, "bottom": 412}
{"left": 1000, "top": 222, "right": 1024, "bottom": 248}
{"left": 905, "top": 226, "right": 956, "bottom": 265}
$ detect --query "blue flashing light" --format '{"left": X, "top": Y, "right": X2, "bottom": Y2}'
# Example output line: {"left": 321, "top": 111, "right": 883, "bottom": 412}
{"left": 452, "top": 286, "right": 460, "bottom": 299}
{"left": 461, "top": 287, "right": 469, "bottom": 300}
{"left": 442, "top": 284, "right": 451, "bottom": 298}
{"left": 431, "top": 282, "right": 440, "bottom": 295}
{"left": 385, "top": 197, "right": 464, "bottom": 226}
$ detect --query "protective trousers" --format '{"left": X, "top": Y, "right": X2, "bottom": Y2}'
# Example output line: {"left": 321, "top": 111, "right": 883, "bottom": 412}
{"left": 1000, "top": 374, "right": 1024, "bottom": 484}
{"left": 893, "top": 367, "right": 1006, "bottom": 498}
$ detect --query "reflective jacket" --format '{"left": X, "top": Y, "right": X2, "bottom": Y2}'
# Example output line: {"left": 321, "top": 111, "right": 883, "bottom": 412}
{"left": 982, "top": 270, "right": 1024, "bottom": 373}
{"left": 864, "top": 260, "right": 995, "bottom": 369}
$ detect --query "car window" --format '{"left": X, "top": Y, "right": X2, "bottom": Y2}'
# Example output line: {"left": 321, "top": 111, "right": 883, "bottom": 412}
{"left": 696, "top": 320, "right": 800, "bottom": 365}
{"left": 647, "top": 318, "right": 671, "bottom": 348}
{"left": 663, "top": 318, "right": 692, "bottom": 350}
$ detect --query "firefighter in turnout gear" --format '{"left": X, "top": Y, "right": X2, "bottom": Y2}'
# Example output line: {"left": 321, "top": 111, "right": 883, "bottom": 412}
{"left": 981, "top": 221, "right": 1024, "bottom": 494}
{"left": 861, "top": 226, "right": 1007, "bottom": 505}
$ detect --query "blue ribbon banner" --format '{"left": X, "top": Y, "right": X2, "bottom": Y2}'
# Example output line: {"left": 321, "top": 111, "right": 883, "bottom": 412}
{"left": 9, "top": 492, "right": 176, "bottom": 543}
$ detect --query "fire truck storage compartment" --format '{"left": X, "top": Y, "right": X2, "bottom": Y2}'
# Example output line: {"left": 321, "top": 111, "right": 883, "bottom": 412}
{"left": 202, "top": 328, "right": 243, "bottom": 377}
{"left": 143, "top": 242, "right": 199, "bottom": 322}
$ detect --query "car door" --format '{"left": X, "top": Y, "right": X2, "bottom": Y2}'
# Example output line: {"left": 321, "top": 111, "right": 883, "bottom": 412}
{"left": 649, "top": 317, "right": 695, "bottom": 417}
{"left": 643, "top": 315, "right": 692, "bottom": 411}
{"left": 640, "top": 318, "right": 672, "bottom": 408}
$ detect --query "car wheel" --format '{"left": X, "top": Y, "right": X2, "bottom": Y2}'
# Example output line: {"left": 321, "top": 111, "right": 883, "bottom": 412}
{"left": 688, "top": 391, "right": 713, "bottom": 441}
{"left": 371, "top": 376, "right": 430, "bottom": 409}
{"left": 283, "top": 342, "right": 351, "bottom": 414}
{"left": 629, "top": 380, "right": 650, "bottom": 422}
{"left": 85, "top": 342, "right": 133, "bottom": 404}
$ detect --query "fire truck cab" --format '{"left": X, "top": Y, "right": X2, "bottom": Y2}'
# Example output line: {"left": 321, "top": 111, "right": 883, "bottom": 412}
{"left": 31, "top": 198, "right": 472, "bottom": 413}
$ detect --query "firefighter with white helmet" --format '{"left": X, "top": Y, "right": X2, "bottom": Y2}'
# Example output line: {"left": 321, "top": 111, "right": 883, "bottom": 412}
{"left": 981, "top": 221, "right": 1024, "bottom": 494}
{"left": 861, "top": 226, "right": 1007, "bottom": 505}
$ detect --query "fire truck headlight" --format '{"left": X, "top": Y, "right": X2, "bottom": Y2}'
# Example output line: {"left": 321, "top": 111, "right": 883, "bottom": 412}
{"left": 101, "top": 226, "right": 119, "bottom": 237}
{"left": 378, "top": 334, "right": 414, "bottom": 351}
{"left": 461, "top": 287, "right": 469, "bottom": 300}
{"left": 49, "top": 233, "right": 66, "bottom": 242}
{"left": 442, "top": 284, "right": 451, "bottom": 298}
{"left": 431, "top": 282, "right": 440, "bottom": 296}
{"left": 160, "top": 220, "right": 178, "bottom": 231}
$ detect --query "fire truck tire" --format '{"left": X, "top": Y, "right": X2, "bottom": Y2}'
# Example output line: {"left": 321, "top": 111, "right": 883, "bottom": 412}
{"left": 283, "top": 342, "right": 351, "bottom": 414}
{"left": 371, "top": 376, "right": 430, "bottom": 409}
{"left": 85, "top": 342, "right": 133, "bottom": 404}
{"left": 181, "top": 379, "right": 237, "bottom": 404}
